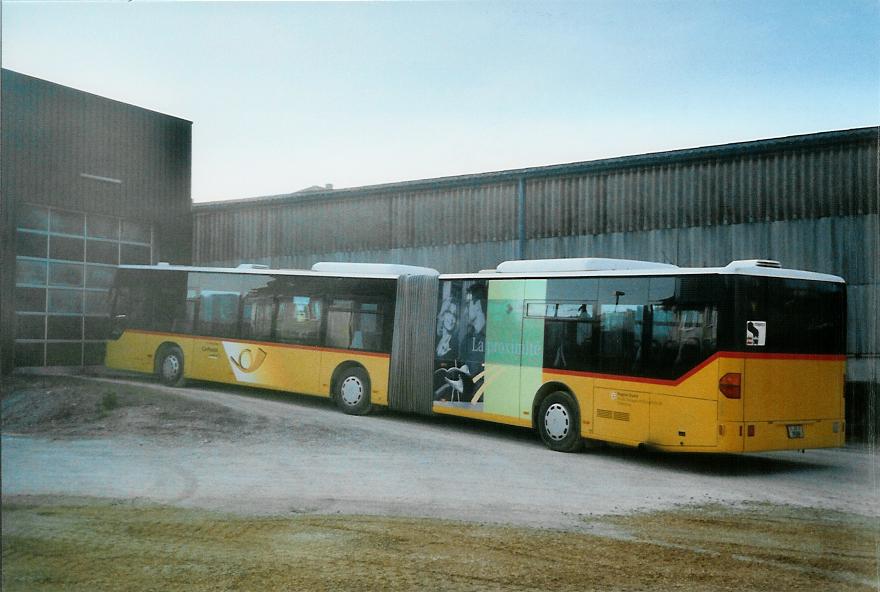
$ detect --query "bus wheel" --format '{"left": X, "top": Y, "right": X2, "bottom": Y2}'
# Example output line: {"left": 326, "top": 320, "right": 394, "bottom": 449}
{"left": 157, "top": 346, "right": 185, "bottom": 387}
{"left": 538, "top": 391, "right": 582, "bottom": 452}
{"left": 335, "top": 367, "right": 372, "bottom": 416}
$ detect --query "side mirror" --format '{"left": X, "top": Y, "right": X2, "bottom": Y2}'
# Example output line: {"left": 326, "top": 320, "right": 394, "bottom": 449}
{"left": 110, "top": 314, "right": 127, "bottom": 340}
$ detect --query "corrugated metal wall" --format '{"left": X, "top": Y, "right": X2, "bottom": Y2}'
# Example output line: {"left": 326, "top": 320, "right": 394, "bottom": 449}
{"left": 194, "top": 129, "right": 877, "bottom": 265}
{"left": 192, "top": 128, "right": 879, "bottom": 392}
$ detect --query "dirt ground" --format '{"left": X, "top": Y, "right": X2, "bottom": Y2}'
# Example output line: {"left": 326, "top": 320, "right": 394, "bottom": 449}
{"left": 2, "top": 374, "right": 878, "bottom": 591}
{"left": 1, "top": 374, "right": 271, "bottom": 441}
{"left": 2, "top": 498, "right": 876, "bottom": 591}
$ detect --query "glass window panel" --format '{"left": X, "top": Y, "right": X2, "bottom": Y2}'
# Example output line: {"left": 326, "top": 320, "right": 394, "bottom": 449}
{"left": 85, "top": 291, "right": 110, "bottom": 315}
{"left": 649, "top": 277, "right": 676, "bottom": 303}
{"left": 276, "top": 296, "right": 321, "bottom": 344}
{"left": 84, "top": 316, "right": 110, "bottom": 340}
{"left": 49, "top": 262, "right": 84, "bottom": 287}
{"left": 86, "top": 265, "right": 116, "bottom": 289}
{"left": 239, "top": 275, "right": 275, "bottom": 340}
{"left": 198, "top": 291, "right": 240, "bottom": 337}
{"left": 50, "top": 210, "right": 84, "bottom": 235}
{"left": 86, "top": 240, "right": 119, "bottom": 265}
{"left": 646, "top": 276, "right": 721, "bottom": 379}
{"left": 526, "top": 302, "right": 554, "bottom": 318}
{"left": 546, "top": 278, "right": 600, "bottom": 302}
{"left": 16, "top": 314, "right": 45, "bottom": 339}
{"left": 152, "top": 273, "right": 190, "bottom": 333}
{"left": 325, "top": 308, "right": 351, "bottom": 349}
{"left": 48, "top": 289, "right": 83, "bottom": 313}
{"left": 48, "top": 316, "right": 83, "bottom": 340}
{"left": 121, "top": 220, "right": 151, "bottom": 243}
{"left": 17, "top": 205, "right": 49, "bottom": 230}
{"left": 16, "top": 231, "right": 47, "bottom": 258}
{"left": 15, "top": 342, "right": 45, "bottom": 367}
{"left": 87, "top": 214, "right": 119, "bottom": 240}
{"left": 596, "top": 278, "right": 650, "bottom": 375}
{"left": 83, "top": 342, "right": 107, "bottom": 366}
{"left": 49, "top": 236, "right": 84, "bottom": 261}
{"left": 354, "top": 306, "right": 384, "bottom": 351}
{"left": 16, "top": 287, "right": 46, "bottom": 312}
{"left": 121, "top": 244, "right": 151, "bottom": 265}
{"left": 46, "top": 342, "right": 82, "bottom": 366}
{"left": 16, "top": 259, "right": 47, "bottom": 285}
{"left": 557, "top": 302, "right": 593, "bottom": 319}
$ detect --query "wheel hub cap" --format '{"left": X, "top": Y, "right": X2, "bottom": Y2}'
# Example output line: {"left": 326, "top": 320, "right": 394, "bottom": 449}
{"left": 545, "top": 403, "right": 570, "bottom": 441}
{"left": 341, "top": 376, "right": 363, "bottom": 406}
{"left": 163, "top": 356, "right": 179, "bottom": 378}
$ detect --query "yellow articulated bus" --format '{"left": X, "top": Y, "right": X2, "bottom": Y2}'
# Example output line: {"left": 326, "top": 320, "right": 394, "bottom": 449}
{"left": 106, "top": 257, "right": 846, "bottom": 453}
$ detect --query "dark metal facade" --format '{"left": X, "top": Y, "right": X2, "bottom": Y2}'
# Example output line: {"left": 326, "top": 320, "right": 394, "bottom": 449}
{"left": 193, "top": 127, "right": 879, "bottom": 435}
{"left": 1, "top": 69, "right": 193, "bottom": 373}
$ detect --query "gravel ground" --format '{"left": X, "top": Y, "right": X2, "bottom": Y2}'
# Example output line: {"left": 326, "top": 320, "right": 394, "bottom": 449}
{"left": 2, "top": 373, "right": 876, "bottom": 528}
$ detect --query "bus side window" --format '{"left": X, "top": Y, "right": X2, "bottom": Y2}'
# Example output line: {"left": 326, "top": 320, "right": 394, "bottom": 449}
{"left": 325, "top": 300, "right": 353, "bottom": 349}
{"left": 241, "top": 295, "right": 275, "bottom": 341}
{"left": 153, "top": 272, "right": 189, "bottom": 333}
{"left": 539, "top": 301, "right": 596, "bottom": 371}
{"left": 276, "top": 295, "right": 322, "bottom": 345}
{"left": 356, "top": 303, "right": 385, "bottom": 351}
{"left": 597, "top": 278, "right": 649, "bottom": 375}
{"left": 199, "top": 291, "right": 241, "bottom": 338}
{"left": 647, "top": 276, "right": 719, "bottom": 378}
{"left": 324, "top": 300, "right": 387, "bottom": 352}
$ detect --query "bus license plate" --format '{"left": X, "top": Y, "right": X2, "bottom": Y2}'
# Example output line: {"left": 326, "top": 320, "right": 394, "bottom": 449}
{"left": 787, "top": 425, "right": 804, "bottom": 439}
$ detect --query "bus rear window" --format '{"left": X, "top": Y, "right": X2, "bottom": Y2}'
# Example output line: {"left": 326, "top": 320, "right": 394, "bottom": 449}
{"left": 736, "top": 277, "right": 845, "bottom": 354}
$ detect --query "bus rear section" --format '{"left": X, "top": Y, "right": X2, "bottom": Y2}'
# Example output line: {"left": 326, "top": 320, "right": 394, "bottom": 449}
{"left": 731, "top": 274, "right": 846, "bottom": 452}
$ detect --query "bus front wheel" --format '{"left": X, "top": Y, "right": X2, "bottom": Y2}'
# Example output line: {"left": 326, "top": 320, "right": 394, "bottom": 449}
{"left": 335, "top": 367, "right": 372, "bottom": 416}
{"left": 538, "top": 391, "right": 582, "bottom": 452}
{"left": 157, "top": 346, "right": 185, "bottom": 387}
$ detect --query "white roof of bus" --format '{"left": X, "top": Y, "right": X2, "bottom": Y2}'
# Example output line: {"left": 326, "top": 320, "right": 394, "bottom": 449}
{"left": 121, "top": 259, "right": 844, "bottom": 283}
{"left": 443, "top": 258, "right": 845, "bottom": 283}
{"left": 117, "top": 263, "right": 411, "bottom": 280}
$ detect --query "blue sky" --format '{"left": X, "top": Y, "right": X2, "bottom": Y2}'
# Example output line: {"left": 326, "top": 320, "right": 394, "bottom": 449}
{"left": 3, "top": 1, "right": 878, "bottom": 202}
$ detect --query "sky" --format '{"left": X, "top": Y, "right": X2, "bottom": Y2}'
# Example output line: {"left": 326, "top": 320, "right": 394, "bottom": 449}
{"left": 3, "top": 1, "right": 878, "bottom": 203}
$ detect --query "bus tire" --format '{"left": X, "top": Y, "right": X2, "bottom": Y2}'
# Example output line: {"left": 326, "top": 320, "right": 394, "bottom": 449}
{"left": 537, "top": 391, "right": 582, "bottom": 452}
{"left": 157, "top": 345, "right": 185, "bottom": 387}
{"left": 335, "top": 367, "right": 372, "bottom": 416}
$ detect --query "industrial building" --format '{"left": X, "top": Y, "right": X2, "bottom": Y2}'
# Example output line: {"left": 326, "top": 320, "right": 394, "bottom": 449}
{"left": 193, "top": 127, "right": 878, "bottom": 437}
{"left": 0, "top": 69, "right": 193, "bottom": 374}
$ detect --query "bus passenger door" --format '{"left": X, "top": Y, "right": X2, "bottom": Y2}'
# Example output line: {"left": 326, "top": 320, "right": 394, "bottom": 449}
{"left": 519, "top": 280, "right": 549, "bottom": 421}
{"left": 483, "top": 279, "right": 547, "bottom": 421}
{"left": 484, "top": 280, "right": 523, "bottom": 419}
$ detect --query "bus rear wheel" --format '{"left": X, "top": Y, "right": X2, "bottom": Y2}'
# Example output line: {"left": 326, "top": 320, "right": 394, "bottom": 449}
{"left": 335, "top": 367, "right": 372, "bottom": 416}
{"left": 538, "top": 391, "right": 582, "bottom": 452}
{"left": 157, "top": 346, "right": 185, "bottom": 387}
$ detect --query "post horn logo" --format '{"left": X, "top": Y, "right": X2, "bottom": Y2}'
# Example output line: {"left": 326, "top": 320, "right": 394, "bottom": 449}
{"left": 230, "top": 347, "right": 267, "bottom": 373}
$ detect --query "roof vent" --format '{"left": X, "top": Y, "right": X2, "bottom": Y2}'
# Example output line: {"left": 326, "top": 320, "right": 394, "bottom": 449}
{"left": 495, "top": 257, "right": 677, "bottom": 273}
{"left": 236, "top": 263, "right": 270, "bottom": 270}
{"left": 726, "top": 259, "right": 782, "bottom": 270}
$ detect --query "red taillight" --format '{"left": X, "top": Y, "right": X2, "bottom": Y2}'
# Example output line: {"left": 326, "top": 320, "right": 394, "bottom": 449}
{"left": 719, "top": 372, "right": 741, "bottom": 399}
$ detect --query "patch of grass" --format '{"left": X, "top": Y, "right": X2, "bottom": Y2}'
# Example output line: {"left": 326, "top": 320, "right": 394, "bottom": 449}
{"left": 100, "top": 391, "right": 119, "bottom": 412}
{"left": 93, "top": 391, "right": 119, "bottom": 419}
{"left": 1, "top": 501, "right": 876, "bottom": 592}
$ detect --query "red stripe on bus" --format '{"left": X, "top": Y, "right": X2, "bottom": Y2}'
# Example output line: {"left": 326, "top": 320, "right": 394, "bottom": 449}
{"left": 543, "top": 351, "right": 846, "bottom": 386}
{"left": 122, "top": 330, "right": 392, "bottom": 359}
